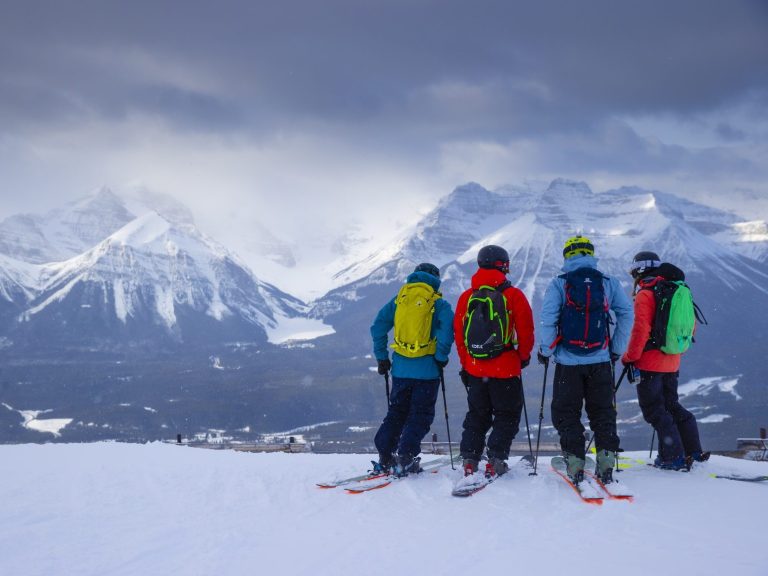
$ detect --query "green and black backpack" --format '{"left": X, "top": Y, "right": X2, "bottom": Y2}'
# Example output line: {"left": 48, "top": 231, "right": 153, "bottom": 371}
{"left": 643, "top": 263, "right": 707, "bottom": 355}
{"left": 463, "top": 281, "right": 517, "bottom": 359}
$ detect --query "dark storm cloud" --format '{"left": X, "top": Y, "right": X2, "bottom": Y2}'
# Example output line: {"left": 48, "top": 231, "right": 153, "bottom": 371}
{"left": 1, "top": 0, "right": 766, "bottom": 140}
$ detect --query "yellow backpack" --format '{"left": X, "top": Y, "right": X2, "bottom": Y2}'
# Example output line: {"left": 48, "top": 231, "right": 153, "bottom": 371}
{"left": 391, "top": 282, "right": 441, "bottom": 358}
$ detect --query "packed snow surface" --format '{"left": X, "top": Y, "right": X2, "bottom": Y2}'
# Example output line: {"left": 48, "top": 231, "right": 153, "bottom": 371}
{"left": 0, "top": 443, "right": 766, "bottom": 576}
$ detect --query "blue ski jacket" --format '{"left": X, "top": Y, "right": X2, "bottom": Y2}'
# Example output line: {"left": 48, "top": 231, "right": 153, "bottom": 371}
{"left": 371, "top": 270, "right": 454, "bottom": 380}
{"left": 538, "top": 255, "right": 634, "bottom": 365}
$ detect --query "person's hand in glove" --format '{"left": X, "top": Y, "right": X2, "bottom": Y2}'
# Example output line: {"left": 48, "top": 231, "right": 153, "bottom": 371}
{"left": 377, "top": 359, "right": 391, "bottom": 375}
{"left": 459, "top": 370, "right": 469, "bottom": 386}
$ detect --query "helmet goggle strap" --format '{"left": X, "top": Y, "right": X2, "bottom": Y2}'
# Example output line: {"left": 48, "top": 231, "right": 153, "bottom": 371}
{"left": 495, "top": 261, "right": 510, "bottom": 274}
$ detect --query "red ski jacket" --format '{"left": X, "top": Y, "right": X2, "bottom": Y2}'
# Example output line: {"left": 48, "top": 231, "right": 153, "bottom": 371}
{"left": 453, "top": 268, "right": 534, "bottom": 379}
{"left": 622, "top": 277, "right": 681, "bottom": 373}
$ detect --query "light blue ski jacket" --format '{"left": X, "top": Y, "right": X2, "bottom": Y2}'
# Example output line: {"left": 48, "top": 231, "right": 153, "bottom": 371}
{"left": 538, "top": 255, "right": 634, "bottom": 365}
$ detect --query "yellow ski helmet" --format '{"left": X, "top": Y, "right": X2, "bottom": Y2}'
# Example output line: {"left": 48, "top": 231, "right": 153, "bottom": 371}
{"left": 563, "top": 235, "right": 595, "bottom": 259}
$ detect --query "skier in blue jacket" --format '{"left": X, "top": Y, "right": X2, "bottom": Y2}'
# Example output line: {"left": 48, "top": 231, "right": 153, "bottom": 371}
{"left": 371, "top": 263, "right": 454, "bottom": 476}
{"left": 537, "top": 236, "right": 633, "bottom": 485}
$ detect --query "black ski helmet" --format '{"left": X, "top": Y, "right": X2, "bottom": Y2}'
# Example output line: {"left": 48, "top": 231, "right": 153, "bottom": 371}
{"left": 477, "top": 245, "right": 510, "bottom": 273}
{"left": 630, "top": 251, "right": 661, "bottom": 278}
{"left": 414, "top": 262, "right": 440, "bottom": 278}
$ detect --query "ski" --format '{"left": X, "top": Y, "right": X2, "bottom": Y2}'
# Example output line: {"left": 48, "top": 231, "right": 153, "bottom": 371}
{"left": 317, "top": 455, "right": 454, "bottom": 489}
{"left": 710, "top": 474, "right": 768, "bottom": 483}
{"left": 583, "top": 471, "right": 634, "bottom": 501}
{"left": 317, "top": 470, "right": 387, "bottom": 489}
{"left": 584, "top": 457, "right": 634, "bottom": 501}
{"left": 451, "top": 455, "right": 533, "bottom": 498}
{"left": 550, "top": 456, "right": 603, "bottom": 505}
{"left": 343, "top": 456, "right": 455, "bottom": 494}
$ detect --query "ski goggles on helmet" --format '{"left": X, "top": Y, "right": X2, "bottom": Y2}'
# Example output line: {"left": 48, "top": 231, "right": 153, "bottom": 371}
{"left": 629, "top": 257, "right": 661, "bottom": 278}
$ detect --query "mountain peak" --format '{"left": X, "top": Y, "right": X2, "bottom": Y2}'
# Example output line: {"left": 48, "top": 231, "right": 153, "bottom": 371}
{"left": 545, "top": 178, "right": 593, "bottom": 196}
{"left": 108, "top": 212, "right": 173, "bottom": 249}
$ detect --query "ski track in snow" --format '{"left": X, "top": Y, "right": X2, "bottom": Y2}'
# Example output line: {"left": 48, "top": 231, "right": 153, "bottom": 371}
{"left": 0, "top": 443, "right": 766, "bottom": 576}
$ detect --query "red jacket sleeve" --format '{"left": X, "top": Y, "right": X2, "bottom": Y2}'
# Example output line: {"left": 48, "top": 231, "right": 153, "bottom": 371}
{"left": 453, "top": 289, "right": 471, "bottom": 368}
{"left": 623, "top": 290, "right": 654, "bottom": 363}
{"left": 507, "top": 287, "right": 534, "bottom": 361}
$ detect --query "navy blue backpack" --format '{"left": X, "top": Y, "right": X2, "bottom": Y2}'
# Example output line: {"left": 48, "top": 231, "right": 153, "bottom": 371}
{"left": 556, "top": 268, "right": 610, "bottom": 355}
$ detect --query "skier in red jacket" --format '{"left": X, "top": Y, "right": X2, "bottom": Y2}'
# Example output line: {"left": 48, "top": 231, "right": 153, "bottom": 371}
{"left": 453, "top": 245, "right": 534, "bottom": 477}
{"left": 622, "top": 251, "right": 708, "bottom": 470}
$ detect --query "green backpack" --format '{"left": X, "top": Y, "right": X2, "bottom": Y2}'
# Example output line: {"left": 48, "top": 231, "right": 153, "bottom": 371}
{"left": 391, "top": 282, "right": 441, "bottom": 358}
{"left": 644, "top": 264, "right": 707, "bottom": 355}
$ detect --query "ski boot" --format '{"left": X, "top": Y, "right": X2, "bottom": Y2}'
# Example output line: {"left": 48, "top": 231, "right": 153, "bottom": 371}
{"left": 565, "top": 453, "right": 585, "bottom": 485}
{"left": 392, "top": 455, "right": 421, "bottom": 478}
{"left": 595, "top": 449, "right": 616, "bottom": 484}
{"left": 462, "top": 458, "right": 479, "bottom": 477}
{"left": 370, "top": 453, "right": 394, "bottom": 475}
{"left": 686, "top": 451, "right": 711, "bottom": 469}
{"left": 654, "top": 455, "right": 688, "bottom": 471}
{"left": 486, "top": 457, "right": 509, "bottom": 478}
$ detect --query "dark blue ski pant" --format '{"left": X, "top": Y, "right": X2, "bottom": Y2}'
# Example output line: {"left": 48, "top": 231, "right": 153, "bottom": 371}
{"left": 637, "top": 370, "right": 702, "bottom": 461}
{"left": 374, "top": 377, "right": 440, "bottom": 460}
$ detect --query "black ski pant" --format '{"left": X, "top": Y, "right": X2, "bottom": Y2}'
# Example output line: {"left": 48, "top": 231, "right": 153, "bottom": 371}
{"left": 550, "top": 362, "right": 619, "bottom": 459}
{"left": 374, "top": 376, "right": 440, "bottom": 460}
{"left": 636, "top": 370, "right": 702, "bottom": 462}
{"left": 459, "top": 374, "right": 523, "bottom": 461}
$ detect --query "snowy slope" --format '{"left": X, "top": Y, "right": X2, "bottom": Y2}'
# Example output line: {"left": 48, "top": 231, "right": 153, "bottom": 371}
{"left": 0, "top": 442, "right": 766, "bottom": 576}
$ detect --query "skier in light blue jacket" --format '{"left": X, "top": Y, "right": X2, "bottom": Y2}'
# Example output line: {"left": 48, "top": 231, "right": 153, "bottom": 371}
{"left": 537, "top": 236, "right": 633, "bottom": 485}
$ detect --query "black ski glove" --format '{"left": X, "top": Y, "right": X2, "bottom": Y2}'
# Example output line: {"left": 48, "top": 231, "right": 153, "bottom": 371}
{"left": 625, "top": 363, "right": 637, "bottom": 384}
{"left": 537, "top": 351, "right": 549, "bottom": 366}
{"left": 610, "top": 352, "right": 620, "bottom": 364}
{"left": 435, "top": 357, "right": 449, "bottom": 369}
{"left": 520, "top": 357, "right": 530, "bottom": 369}
{"left": 459, "top": 370, "right": 470, "bottom": 386}
{"left": 377, "top": 359, "right": 391, "bottom": 375}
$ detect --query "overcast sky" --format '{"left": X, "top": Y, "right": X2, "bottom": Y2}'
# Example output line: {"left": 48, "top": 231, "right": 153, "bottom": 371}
{"left": 1, "top": 0, "right": 767, "bottom": 247}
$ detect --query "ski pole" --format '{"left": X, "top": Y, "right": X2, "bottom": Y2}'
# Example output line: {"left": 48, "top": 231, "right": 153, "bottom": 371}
{"left": 520, "top": 376, "right": 534, "bottom": 464}
{"left": 384, "top": 372, "right": 391, "bottom": 407}
{"left": 614, "top": 366, "right": 628, "bottom": 395}
{"left": 439, "top": 369, "right": 455, "bottom": 470}
{"left": 611, "top": 365, "right": 628, "bottom": 475}
{"left": 530, "top": 361, "right": 549, "bottom": 476}
{"left": 649, "top": 429, "right": 656, "bottom": 459}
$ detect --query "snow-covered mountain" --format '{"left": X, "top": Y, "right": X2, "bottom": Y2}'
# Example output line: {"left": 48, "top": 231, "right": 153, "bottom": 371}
{"left": 0, "top": 188, "right": 137, "bottom": 264}
{"left": 313, "top": 179, "right": 768, "bottom": 314}
{"left": 0, "top": 191, "right": 323, "bottom": 349}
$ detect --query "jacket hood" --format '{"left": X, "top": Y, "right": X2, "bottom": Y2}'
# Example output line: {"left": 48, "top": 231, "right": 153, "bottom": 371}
{"left": 638, "top": 275, "right": 663, "bottom": 289}
{"left": 471, "top": 267, "right": 508, "bottom": 290}
{"left": 561, "top": 254, "right": 599, "bottom": 273}
{"left": 407, "top": 270, "right": 441, "bottom": 291}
